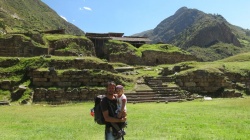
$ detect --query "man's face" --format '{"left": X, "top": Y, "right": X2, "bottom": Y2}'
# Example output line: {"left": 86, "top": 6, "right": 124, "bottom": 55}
{"left": 107, "top": 84, "right": 116, "bottom": 95}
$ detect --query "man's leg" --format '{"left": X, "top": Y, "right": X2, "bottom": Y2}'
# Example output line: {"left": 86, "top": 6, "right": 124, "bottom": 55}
{"left": 105, "top": 127, "right": 122, "bottom": 140}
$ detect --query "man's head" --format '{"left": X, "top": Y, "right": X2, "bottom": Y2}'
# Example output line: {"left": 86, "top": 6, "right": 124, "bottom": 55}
{"left": 107, "top": 81, "right": 116, "bottom": 95}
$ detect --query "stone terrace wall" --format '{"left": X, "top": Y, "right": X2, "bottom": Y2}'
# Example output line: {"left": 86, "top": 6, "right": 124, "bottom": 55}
{"left": 0, "top": 80, "right": 15, "bottom": 90}
{"left": 0, "top": 58, "right": 20, "bottom": 68}
{"left": 109, "top": 53, "right": 143, "bottom": 65}
{"left": 30, "top": 70, "right": 119, "bottom": 87}
{"left": 175, "top": 69, "right": 250, "bottom": 97}
{"left": 49, "top": 58, "right": 114, "bottom": 71}
{"left": 142, "top": 51, "right": 198, "bottom": 65}
{"left": 175, "top": 70, "right": 227, "bottom": 94}
{"left": 224, "top": 72, "right": 250, "bottom": 83}
{"left": 30, "top": 69, "right": 128, "bottom": 102}
{"left": 109, "top": 50, "right": 198, "bottom": 66}
{"left": 33, "top": 87, "right": 105, "bottom": 102}
{"left": 48, "top": 38, "right": 95, "bottom": 56}
{"left": 0, "top": 35, "right": 47, "bottom": 57}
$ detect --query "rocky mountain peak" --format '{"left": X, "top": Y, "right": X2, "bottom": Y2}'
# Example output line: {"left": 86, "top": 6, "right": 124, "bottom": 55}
{"left": 134, "top": 7, "right": 250, "bottom": 61}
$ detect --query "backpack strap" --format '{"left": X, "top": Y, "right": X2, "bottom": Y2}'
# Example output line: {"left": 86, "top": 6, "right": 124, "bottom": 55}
{"left": 108, "top": 96, "right": 121, "bottom": 132}
{"left": 107, "top": 96, "right": 121, "bottom": 132}
{"left": 108, "top": 96, "right": 126, "bottom": 139}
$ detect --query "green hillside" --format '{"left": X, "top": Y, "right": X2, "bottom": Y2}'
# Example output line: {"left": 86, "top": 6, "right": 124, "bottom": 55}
{"left": 0, "top": 0, "right": 84, "bottom": 35}
{"left": 219, "top": 52, "right": 250, "bottom": 62}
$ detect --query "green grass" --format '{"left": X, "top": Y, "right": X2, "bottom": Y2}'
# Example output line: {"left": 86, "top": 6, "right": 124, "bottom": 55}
{"left": 162, "top": 59, "right": 250, "bottom": 77}
{"left": 0, "top": 90, "right": 10, "bottom": 100}
{"left": 139, "top": 44, "right": 190, "bottom": 54}
{"left": 219, "top": 52, "right": 250, "bottom": 62}
{"left": 187, "top": 42, "right": 245, "bottom": 62}
{"left": 43, "top": 34, "right": 88, "bottom": 42}
{"left": 105, "top": 40, "right": 141, "bottom": 56}
{"left": 1, "top": 98, "right": 250, "bottom": 140}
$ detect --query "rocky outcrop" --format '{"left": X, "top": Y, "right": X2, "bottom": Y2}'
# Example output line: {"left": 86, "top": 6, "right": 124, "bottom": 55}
{"left": 184, "top": 22, "right": 241, "bottom": 48}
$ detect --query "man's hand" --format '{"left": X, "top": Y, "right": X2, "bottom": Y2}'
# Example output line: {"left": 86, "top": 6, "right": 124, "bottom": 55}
{"left": 120, "top": 117, "right": 127, "bottom": 122}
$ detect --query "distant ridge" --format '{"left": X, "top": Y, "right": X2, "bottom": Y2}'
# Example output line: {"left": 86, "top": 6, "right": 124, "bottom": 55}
{"left": 135, "top": 7, "right": 250, "bottom": 61}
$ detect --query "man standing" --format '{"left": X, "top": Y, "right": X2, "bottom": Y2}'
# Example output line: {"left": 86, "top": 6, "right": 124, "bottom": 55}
{"left": 101, "top": 81, "right": 127, "bottom": 140}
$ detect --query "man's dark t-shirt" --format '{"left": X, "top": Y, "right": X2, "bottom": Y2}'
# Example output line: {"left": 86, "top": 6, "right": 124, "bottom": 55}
{"left": 101, "top": 96, "right": 118, "bottom": 128}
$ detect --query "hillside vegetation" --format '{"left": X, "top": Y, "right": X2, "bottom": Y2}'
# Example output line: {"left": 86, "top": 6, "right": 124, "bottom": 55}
{"left": 219, "top": 52, "right": 250, "bottom": 62}
{"left": 161, "top": 52, "right": 250, "bottom": 76}
{"left": 105, "top": 41, "right": 190, "bottom": 58}
{"left": 138, "top": 44, "right": 190, "bottom": 54}
{"left": 0, "top": 0, "right": 84, "bottom": 35}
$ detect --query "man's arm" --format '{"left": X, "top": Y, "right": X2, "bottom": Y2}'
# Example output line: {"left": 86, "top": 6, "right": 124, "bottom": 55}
{"left": 102, "top": 110, "right": 126, "bottom": 123}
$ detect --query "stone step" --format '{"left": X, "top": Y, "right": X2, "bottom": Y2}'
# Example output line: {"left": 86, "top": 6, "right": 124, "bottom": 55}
{"left": 145, "top": 76, "right": 174, "bottom": 82}
{"left": 128, "top": 92, "right": 156, "bottom": 95}
{"left": 127, "top": 76, "right": 183, "bottom": 103}
{"left": 126, "top": 94, "right": 156, "bottom": 98}
{"left": 151, "top": 86, "right": 179, "bottom": 90}
{"left": 155, "top": 93, "right": 180, "bottom": 97}
{"left": 134, "top": 90, "right": 154, "bottom": 93}
{"left": 152, "top": 90, "right": 181, "bottom": 94}
{"left": 0, "top": 101, "right": 10, "bottom": 105}
{"left": 126, "top": 92, "right": 181, "bottom": 101}
{"left": 128, "top": 98, "right": 183, "bottom": 103}
{"left": 127, "top": 96, "right": 180, "bottom": 101}
{"left": 126, "top": 92, "right": 180, "bottom": 97}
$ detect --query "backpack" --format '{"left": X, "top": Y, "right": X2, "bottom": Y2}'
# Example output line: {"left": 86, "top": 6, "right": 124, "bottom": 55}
{"left": 93, "top": 95, "right": 106, "bottom": 125}
{"left": 92, "top": 95, "right": 126, "bottom": 139}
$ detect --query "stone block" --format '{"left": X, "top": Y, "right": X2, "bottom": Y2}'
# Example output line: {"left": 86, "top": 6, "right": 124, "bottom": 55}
{"left": 33, "top": 78, "right": 48, "bottom": 82}
{"left": 185, "top": 82, "right": 196, "bottom": 87}
{"left": 0, "top": 80, "right": 12, "bottom": 90}
{"left": 49, "top": 78, "right": 60, "bottom": 82}
{"left": 33, "top": 82, "right": 53, "bottom": 87}
{"left": 57, "top": 82, "right": 71, "bottom": 87}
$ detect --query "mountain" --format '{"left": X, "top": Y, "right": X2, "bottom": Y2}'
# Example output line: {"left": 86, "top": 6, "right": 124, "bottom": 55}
{"left": 0, "top": 0, "right": 84, "bottom": 35}
{"left": 135, "top": 7, "right": 250, "bottom": 61}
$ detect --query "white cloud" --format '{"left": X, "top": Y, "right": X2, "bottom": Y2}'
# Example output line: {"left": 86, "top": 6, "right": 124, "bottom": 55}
{"left": 80, "top": 6, "right": 92, "bottom": 11}
{"left": 60, "top": 15, "right": 67, "bottom": 21}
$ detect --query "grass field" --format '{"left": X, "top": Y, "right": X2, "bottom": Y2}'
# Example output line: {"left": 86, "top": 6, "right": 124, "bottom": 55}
{"left": 1, "top": 97, "right": 250, "bottom": 140}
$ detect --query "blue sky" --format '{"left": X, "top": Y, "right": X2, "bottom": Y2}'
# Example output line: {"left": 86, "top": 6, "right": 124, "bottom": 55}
{"left": 41, "top": 0, "right": 250, "bottom": 36}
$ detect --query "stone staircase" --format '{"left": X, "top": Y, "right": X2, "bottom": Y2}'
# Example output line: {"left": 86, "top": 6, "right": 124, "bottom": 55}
{"left": 126, "top": 76, "right": 185, "bottom": 103}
